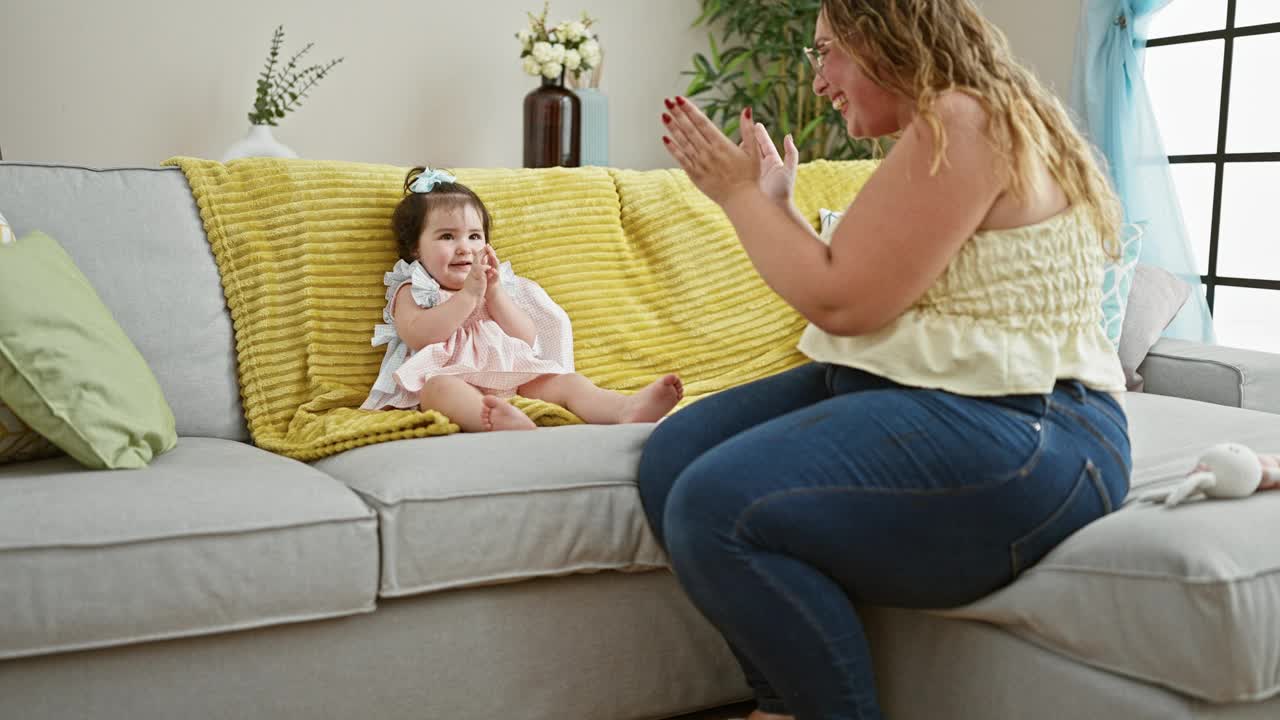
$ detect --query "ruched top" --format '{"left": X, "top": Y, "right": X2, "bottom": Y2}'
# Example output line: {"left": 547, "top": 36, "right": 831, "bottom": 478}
{"left": 798, "top": 205, "right": 1126, "bottom": 396}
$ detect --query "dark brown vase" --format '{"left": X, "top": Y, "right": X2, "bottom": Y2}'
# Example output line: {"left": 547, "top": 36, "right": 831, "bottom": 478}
{"left": 523, "top": 72, "right": 581, "bottom": 168}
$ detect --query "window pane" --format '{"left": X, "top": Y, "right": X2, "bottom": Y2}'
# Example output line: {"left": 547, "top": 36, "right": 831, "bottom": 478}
{"left": 1212, "top": 286, "right": 1280, "bottom": 354}
{"left": 1168, "top": 163, "right": 1215, "bottom": 275}
{"left": 1145, "top": 41, "right": 1223, "bottom": 155}
{"left": 1216, "top": 162, "right": 1280, "bottom": 281}
{"left": 1235, "top": 1, "right": 1280, "bottom": 28}
{"left": 1226, "top": 34, "right": 1280, "bottom": 153}
{"left": 1147, "top": 1, "right": 1226, "bottom": 39}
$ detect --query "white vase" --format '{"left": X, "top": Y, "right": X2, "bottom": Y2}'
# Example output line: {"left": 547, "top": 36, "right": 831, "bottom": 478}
{"left": 221, "top": 124, "right": 298, "bottom": 162}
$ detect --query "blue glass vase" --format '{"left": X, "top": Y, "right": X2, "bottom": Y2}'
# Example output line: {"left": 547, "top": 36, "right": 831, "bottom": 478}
{"left": 574, "top": 87, "right": 609, "bottom": 167}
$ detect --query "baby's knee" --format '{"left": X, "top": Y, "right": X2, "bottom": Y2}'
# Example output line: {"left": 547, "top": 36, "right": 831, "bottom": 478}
{"left": 419, "top": 375, "right": 458, "bottom": 399}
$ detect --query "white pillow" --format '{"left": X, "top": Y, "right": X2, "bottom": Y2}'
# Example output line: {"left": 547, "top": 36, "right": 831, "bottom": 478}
{"left": 0, "top": 210, "right": 13, "bottom": 245}
{"left": 1118, "top": 263, "right": 1192, "bottom": 391}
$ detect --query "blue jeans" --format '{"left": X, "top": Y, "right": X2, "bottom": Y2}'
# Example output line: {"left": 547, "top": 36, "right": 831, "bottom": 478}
{"left": 637, "top": 363, "right": 1130, "bottom": 720}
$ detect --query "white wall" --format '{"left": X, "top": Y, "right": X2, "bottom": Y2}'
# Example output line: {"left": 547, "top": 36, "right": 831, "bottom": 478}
{"left": 0, "top": 0, "right": 711, "bottom": 169}
{"left": 0, "top": 1, "right": 1083, "bottom": 169}
{"left": 975, "top": 0, "right": 1082, "bottom": 101}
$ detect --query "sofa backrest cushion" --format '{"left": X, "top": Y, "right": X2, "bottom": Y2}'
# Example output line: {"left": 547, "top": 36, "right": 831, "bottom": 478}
{"left": 0, "top": 162, "right": 248, "bottom": 441}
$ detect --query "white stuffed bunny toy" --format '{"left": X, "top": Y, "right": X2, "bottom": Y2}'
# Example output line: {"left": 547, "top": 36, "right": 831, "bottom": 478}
{"left": 1140, "top": 443, "right": 1280, "bottom": 507}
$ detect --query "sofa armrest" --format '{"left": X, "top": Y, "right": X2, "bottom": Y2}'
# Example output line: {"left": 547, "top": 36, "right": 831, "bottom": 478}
{"left": 1137, "top": 338, "right": 1280, "bottom": 414}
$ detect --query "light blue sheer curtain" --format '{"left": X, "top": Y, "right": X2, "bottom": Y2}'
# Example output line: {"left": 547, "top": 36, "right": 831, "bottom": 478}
{"left": 1071, "top": 0, "right": 1215, "bottom": 343}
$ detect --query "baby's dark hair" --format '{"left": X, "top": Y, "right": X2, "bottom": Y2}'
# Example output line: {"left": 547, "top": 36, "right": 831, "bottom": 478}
{"left": 391, "top": 166, "right": 493, "bottom": 262}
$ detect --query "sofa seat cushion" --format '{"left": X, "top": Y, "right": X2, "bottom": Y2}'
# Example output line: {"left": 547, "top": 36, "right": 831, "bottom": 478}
{"left": 0, "top": 438, "right": 378, "bottom": 660}
{"left": 941, "top": 392, "right": 1280, "bottom": 703}
{"left": 312, "top": 424, "right": 668, "bottom": 598}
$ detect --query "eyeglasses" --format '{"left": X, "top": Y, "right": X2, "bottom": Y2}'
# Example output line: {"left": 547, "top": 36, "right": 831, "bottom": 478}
{"left": 803, "top": 45, "right": 827, "bottom": 76}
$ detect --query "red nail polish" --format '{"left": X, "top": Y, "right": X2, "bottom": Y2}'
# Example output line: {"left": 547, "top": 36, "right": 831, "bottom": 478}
{"left": 662, "top": 136, "right": 671, "bottom": 144}
{"left": 676, "top": 96, "right": 686, "bottom": 106}
{"left": 664, "top": 98, "right": 674, "bottom": 110}
{"left": 745, "top": 106, "right": 752, "bottom": 120}
{"left": 662, "top": 113, "right": 672, "bottom": 124}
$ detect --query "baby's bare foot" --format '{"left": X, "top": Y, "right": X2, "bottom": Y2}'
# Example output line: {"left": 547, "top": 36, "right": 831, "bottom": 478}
{"left": 620, "top": 374, "right": 684, "bottom": 423}
{"left": 480, "top": 395, "right": 536, "bottom": 432}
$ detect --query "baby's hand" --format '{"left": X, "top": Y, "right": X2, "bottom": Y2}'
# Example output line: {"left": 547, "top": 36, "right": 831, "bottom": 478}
{"left": 483, "top": 245, "right": 502, "bottom": 298}
{"left": 462, "top": 249, "right": 488, "bottom": 300}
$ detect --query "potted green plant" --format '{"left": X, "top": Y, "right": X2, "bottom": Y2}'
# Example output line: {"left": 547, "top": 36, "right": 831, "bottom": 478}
{"left": 223, "top": 25, "right": 344, "bottom": 161}
{"left": 682, "top": 0, "right": 872, "bottom": 162}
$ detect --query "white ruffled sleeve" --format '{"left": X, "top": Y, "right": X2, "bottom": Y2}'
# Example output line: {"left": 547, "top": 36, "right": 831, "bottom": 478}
{"left": 408, "top": 262, "right": 441, "bottom": 308}
{"left": 368, "top": 260, "right": 441, "bottom": 395}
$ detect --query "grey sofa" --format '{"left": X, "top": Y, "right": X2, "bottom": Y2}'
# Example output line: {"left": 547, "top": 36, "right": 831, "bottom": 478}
{"left": 1, "top": 161, "right": 1278, "bottom": 720}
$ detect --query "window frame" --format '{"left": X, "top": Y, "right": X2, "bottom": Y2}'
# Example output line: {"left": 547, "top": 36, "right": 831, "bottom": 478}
{"left": 1146, "top": 0, "right": 1280, "bottom": 309}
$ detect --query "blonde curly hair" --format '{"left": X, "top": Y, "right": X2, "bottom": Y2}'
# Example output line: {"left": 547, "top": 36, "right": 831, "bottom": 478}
{"left": 821, "top": 0, "right": 1121, "bottom": 254}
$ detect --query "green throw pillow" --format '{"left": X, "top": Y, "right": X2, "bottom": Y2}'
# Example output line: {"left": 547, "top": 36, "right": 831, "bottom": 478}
{"left": 0, "top": 231, "right": 177, "bottom": 469}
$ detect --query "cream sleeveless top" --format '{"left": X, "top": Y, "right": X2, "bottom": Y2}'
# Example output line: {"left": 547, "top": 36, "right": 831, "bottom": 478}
{"left": 798, "top": 205, "right": 1127, "bottom": 397}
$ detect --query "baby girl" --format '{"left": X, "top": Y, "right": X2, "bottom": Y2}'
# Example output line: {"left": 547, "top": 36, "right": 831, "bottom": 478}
{"left": 362, "top": 167, "right": 683, "bottom": 432}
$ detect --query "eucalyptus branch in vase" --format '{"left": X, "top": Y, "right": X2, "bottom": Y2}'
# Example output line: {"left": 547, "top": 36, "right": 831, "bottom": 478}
{"left": 248, "top": 25, "right": 344, "bottom": 127}
{"left": 222, "top": 25, "right": 344, "bottom": 161}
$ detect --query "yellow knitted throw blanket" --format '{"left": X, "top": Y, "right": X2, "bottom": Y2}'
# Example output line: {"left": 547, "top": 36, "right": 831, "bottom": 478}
{"left": 163, "top": 157, "right": 875, "bottom": 460}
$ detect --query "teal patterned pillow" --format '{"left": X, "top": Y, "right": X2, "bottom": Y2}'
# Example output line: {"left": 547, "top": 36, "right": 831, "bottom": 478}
{"left": 1100, "top": 222, "right": 1144, "bottom": 349}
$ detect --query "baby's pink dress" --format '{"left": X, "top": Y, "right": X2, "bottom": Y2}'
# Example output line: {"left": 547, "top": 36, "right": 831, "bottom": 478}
{"left": 361, "top": 259, "right": 574, "bottom": 411}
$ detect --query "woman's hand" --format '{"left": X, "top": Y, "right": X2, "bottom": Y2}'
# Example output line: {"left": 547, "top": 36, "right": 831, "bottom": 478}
{"left": 662, "top": 97, "right": 763, "bottom": 207}
{"left": 743, "top": 122, "right": 799, "bottom": 206}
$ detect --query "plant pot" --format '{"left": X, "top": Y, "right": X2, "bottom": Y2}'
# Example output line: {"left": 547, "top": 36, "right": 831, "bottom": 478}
{"left": 523, "top": 72, "right": 580, "bottom": 168}
{"left": 221, "top": 124, "right": 299, "bottom": 162}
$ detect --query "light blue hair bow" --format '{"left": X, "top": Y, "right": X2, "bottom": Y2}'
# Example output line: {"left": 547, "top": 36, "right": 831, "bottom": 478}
{"left": 408, "top": 168, "right": 457, "bottom": 193}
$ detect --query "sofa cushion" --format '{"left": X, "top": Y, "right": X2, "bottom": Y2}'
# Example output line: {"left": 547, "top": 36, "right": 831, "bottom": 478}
{"left": 312, "top": 424, "right": 667, "bottom": 598}
{"left": 0, "top": 437, "right": 378, "bottom": 660}
{"left": 940, "top": 392, "right": 1280, "bottom": 702}
{"left": 0, "top": 162, "right": 247, "bottom": 442}
{"left": 0, "top": 231, "right": 177, "bottom": 469}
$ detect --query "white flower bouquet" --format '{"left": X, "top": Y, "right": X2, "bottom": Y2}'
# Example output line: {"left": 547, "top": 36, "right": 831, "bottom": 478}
{"left": 516, "top": 1, "right": 602, "bottom": 85}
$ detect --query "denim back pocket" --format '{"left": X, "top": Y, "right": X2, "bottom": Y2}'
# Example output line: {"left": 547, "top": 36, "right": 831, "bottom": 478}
{"left": 977, "top": 394, "right": 1051, "bottom": 484}
{"left": 1009, "top": 459, "right": 1111, "bottom": 577}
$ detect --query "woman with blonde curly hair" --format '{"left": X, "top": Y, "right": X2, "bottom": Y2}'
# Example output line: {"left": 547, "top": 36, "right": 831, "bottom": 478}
{"left": 638, "top": 1, "right": 1130, "bottom": 718}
